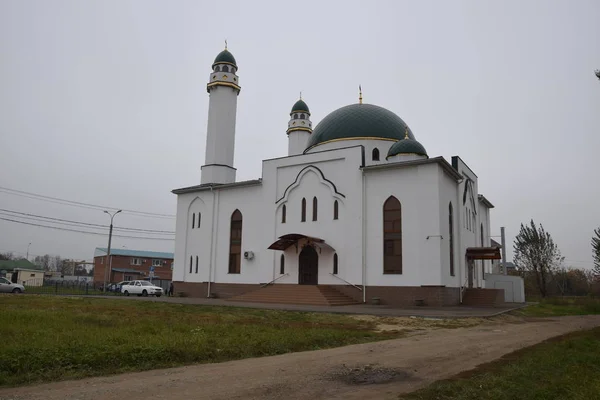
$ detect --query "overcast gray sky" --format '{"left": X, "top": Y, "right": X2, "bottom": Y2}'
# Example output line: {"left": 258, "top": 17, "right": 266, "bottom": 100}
{"left": 1, "top": 0, "right": 599, "bottom": 268}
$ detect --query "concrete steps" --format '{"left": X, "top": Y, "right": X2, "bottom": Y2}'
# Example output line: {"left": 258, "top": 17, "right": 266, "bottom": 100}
{"left": 462, "top": 288, "right": 505, "bottom": 307}
{"left": 228, "top": 284, "right": 359, "bottom": 306}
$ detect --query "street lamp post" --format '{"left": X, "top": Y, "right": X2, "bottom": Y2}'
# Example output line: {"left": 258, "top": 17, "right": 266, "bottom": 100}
{"left": 26, "top": 242, "right": 31, "bottom": 261}
{"left": 103, "top": 210, "right": 122, "bottom": 292}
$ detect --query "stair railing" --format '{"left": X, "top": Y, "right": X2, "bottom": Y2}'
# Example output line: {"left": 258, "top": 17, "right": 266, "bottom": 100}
{"left": 260, "top": 273, "right": 289, "bottom": 288}
{"left": 329, "top": 273, "right": 363, "bottom": 291}
{"left": 460, "top": 276, "right": 469, "bottom": 303}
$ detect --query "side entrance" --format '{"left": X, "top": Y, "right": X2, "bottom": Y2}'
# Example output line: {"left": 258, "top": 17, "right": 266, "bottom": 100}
{"left": 298, "top": 245, "right": 318, "bottom": 285}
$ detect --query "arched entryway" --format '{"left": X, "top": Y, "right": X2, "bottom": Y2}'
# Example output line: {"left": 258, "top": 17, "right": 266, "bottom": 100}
{"left": 299, "top": 245, "right": 318, "bottom": 285}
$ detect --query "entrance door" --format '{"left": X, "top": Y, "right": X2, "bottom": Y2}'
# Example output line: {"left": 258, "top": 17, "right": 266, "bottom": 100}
{"left": 299, "top": 245, "right": 318, "bottom": 285}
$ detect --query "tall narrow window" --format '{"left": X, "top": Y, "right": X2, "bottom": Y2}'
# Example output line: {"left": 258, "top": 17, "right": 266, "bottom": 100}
{"left": 333, "top": 200, "right": 339, "bottom": 220}
{"left": 192, "top": 213, "right": 195, "bottom": 229}
{"left": 215, "top": 66, "right": 221, "bottom": 72}
{"left": 228, "top": 210, "right": 243, "bottom": 274}
{"left": 301, "top": 198, "right": 306, "bottom": 222}
{"left": 449, "top": 202, "right": 455, "bottom": 276}
{"left": 481, "top": 223, "right": 485, "bottom": 279}
{"left": 383, "top": 196, "right": 402, "bottom": 274}
{"left": 189, "top": 256, "right": 192, "bottom": 273}
{"left": 372, "top": 148, "right": 380, "bottom": 161}
{"left": 198, "top": 213, "right": 201, "bottom": 228}
{"left": 280, "top": 254, "right": 285, "bottom": 274}
{"left": 312, "top": 197, "right": 318, "bottom": 221}
{"left": 281, "top": 204, "right": 286, "bottom": 223}
{"left": 333, "top": 253, "right": 338, "bottom": 274}
{"left": 195, "top": 256, "right": 199, "bottom": 273}
{"left": 222, "top": 65, "right": 229, "bottom": 72}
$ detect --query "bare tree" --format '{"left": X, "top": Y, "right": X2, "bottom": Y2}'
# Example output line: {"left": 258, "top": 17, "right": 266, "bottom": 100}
{"left": 52, "top": 255, "right": 63, "bottom": 273}
{"left": 513, "top": 220, "right": 563, "bottom": 298}
{"left": 592, "top": 227, "right": 600, "bottom": 280}
{"left": 0, "top": 252, "right": 14, "bottom": 261}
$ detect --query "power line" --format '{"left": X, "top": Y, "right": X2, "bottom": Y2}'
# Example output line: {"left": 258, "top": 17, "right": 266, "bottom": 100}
{"left": 0, "top": 186, "right": 175, "bottom": 219}
{"left": 0, "top": 208, "right": 175, "bottom": 234}
{"left": 0, "top": 217, "right": 174, "bottom": 241}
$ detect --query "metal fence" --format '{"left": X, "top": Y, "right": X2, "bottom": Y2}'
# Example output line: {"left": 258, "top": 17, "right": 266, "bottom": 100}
{"left": 22, "top": 278, "right": 172, "bottom": 296}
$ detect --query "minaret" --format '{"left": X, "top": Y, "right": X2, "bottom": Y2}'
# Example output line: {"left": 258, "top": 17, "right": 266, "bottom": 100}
{"left": 201, "top": 43, "right": 241, "bottom": 184}
{"left": 287, "top": 95, "right": 312, "bottom": 156}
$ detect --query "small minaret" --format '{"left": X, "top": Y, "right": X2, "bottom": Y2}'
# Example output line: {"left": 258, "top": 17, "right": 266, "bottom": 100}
{"left": 287, "top": 95, "right": 312, "bottom": 156}
{"left": 201, "top": 43, "right": 241, "bottom": 185}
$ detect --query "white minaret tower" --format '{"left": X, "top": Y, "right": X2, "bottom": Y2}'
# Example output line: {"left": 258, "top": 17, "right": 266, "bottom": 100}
{"left": 201, "top": 44, "right": 241, "bottom": 184}
{"left": 287, "top": 95, "right": 312, "bottom": 156}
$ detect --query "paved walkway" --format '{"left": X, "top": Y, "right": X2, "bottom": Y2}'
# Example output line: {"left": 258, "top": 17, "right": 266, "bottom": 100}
{"left": 85, "top": 294, "right": 526, "bottom": 318}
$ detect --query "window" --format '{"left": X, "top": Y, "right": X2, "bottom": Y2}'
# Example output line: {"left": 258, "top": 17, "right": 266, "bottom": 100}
{"left": 280, "top": 254, "right": 285, "bottom": 274}
{"left": 281, "top": 204, "right": 286, "bottom": 223}
{"left": 124, "top": 275, "right": 132, "bottom": 281}
{"left": 372, "top": 148, "right": 380, "bottom": 161}
{"left": 152, "top": 259, "right": 162, "bottom": 267}
{"left": 100, "top": 257, "right": 103, "bottom": 264}
{"left": 215, "top": 66, "right": 220, "bottom": 72}
{"left": 449, "top": 202, "right": 455, "bottom": 276}
{"left": 195, "top": 256, "right": 199, "bottom": 274}
{"left": 198, "top": 213, "right": 201, "bottom": 228}
{"left": 300, "top": 113, "right": 305, "bottom": 119}
{"left": 293, "top": 113, "right": 298, "bottom": 120}
{"left": 228, "top": 209, "right": 242, "bottom": 274}
{"left": 333, "top": 200, "right": 339, "bottom": 220}
{"left": 222, "top": 65, "right": 229, "bottom": 72}
{"left": 383, "top": 196, "right": 402, "bottom": 274}
{"left": 301, "top": 198, "right": 306, "bottom": 222}
{"left": 333, "top": 253, "right": 338, "bottom": 274}
{"left": 192, "top": 213, "right": 195, "bottom": 229}
{"left": 131, "top": 258, "right": 142, "bottom": 266}
{"left": 481, "top": 223, "right": 485, "bottom": 279}
{"left": 189, "top": 256, "right": 192, "bottom": 273}
{"left": 312, "top": 197, "right": 318, "bottom": 221}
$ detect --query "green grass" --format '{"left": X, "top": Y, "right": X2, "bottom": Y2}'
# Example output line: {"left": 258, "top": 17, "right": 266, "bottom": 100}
{"left": 400, "top": 327, "right": 600, "bottom": 400}
{"left": 515, "top": 297, "right": 600, "bottom": 317}
{"left": 0, "top": 295, "right": 396, "bottom": 387}
{"left": 23, "top": 286, "right": 119, "bottom": 296}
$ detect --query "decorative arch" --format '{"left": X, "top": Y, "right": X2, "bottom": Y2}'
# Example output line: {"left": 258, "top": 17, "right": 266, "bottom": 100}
{"left": 383, "top": 196, "right": 402, "bottom": 274}
{"left": 214, "top": 66, "right": 221, "bottom": 72}
{"left": 449, "top": 202, "right": 454, "bottom": 276}
{"left": 222, "top": 65, "right": 229, "bottom": 72}
{"left": 276, "top": 165, "right": 345, "bottom": 205}
{"left": 228, "top": 210, "right": 242, "bottom": 274}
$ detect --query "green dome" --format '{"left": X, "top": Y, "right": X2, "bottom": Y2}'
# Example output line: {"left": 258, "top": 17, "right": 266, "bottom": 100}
{"left": 305, "top": 103, "right": 414, "bottom": 151}
{"left": 387, "top": 137, "right": 428, "bottom": 158}
{"left": 291, "top": 99, "right": 310, "bottom": 114}
{"left": 212, "top": 49, "right": 237, "bottom": 68}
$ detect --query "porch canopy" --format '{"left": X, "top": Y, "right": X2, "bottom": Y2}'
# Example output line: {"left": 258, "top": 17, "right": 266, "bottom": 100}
{"left": 267, "top": 234, "right": 335, "bottom": 253}
{"left": 465, "top": 247, "right": 501, "bottom": 260}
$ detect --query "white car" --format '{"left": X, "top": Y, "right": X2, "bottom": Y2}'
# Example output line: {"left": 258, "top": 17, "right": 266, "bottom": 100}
{"left": 121, "top": 280, "right": 163, "bottom": 297}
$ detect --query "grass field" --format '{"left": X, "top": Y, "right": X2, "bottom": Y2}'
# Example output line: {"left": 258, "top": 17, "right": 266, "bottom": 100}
{"left": 401, "top": 327, "right": 600, "bottom": 400}
{"left": 516, "top": 296, "right": 600, "bottom": 317}
{"left": 1, "top": 295, "right": 397, "bottom": 387}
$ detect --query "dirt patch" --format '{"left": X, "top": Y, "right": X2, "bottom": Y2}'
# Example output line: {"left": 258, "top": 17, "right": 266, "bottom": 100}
{"left": 352, "top": 315, "right": 487, "bottom": 333}
{"left": 327, "top": 364, "right": 415, "bottom": 385}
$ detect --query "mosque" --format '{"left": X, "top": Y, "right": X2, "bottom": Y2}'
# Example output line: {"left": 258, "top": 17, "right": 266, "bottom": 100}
{"left": 171, "top": 46, "right": 501, "bottom": 306}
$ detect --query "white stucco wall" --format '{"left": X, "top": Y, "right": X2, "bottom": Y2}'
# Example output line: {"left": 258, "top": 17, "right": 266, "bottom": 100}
{"left": 306, "top": 139, "right": 395, "bottom": 167}
{"left": 484, "top": 274, "right": 525, "bottom": 303}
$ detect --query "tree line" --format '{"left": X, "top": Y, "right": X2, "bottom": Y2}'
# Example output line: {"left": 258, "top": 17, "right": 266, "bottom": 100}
{"left": 513, "top": 220, "right": 600, "bottom": 297}
{"left": 0, "top": 252, "right": 93, "bottom": 276}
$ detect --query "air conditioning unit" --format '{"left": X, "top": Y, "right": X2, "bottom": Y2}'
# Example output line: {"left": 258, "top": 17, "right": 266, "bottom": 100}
{"left": 243, "top": 251, "right": 254, "bottom": 260}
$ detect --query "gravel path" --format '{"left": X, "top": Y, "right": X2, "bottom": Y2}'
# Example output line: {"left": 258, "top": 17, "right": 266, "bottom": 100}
{"left": 2, "top": 315, "right": 599, "bottom": 400}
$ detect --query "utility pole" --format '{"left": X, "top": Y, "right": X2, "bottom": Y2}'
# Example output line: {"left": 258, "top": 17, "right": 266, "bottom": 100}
{"left": 500, "top": 226, "right": 507, "bottom": 275}
{"left": 26, "top": 242, "right": 31, "bottom": 261}
{"left": 103, "top": 210, "right": 122, "bottom": 292}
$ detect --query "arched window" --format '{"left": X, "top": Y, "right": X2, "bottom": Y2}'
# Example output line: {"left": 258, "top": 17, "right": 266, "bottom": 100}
{"left": 192, "top": 213, "right": 195, "bottom": 229}
{"left": 228, "top": 210, "right": 242, "bottom": 274}
{"left": 195, "top": 256, "right": 199, "bottom": 274}
{"left": 189, "top": 256, "right": 192, "bottom": 273}
{"left": 280, "top": 254, "right": 285, "bottom": 274}
{"left": 293, "top": 113, "right": 298, "bottom": 120}
{"left": 301, "top": 198, "right": 306, "bottom": 222}
{"left": 333, "top": 200, "right": 339, "bottom": 220}
{"left": 214, "top": 66, "right": 220, "bottom": 72}
{"left": 449, "top": 203, "right": 454, "bottom": 276}
{"left": 197, "top": 213, "right": 201, "bottom": 229}
{"left": 300, "top": 113, "right": 305, "bottom": 119}
{"left": 481, "top": 223, "right": 485, "bottom": 279}
{"left": 281, "top": 204, "right": 286, "bottom": 223}
{"left": 383, "top": 196, "right": 402, "bottom": 274}
{"left": 333, "top": 253, "right": 338, "bottom": 274}
{"left": 312, "top": 197, "right": 318, "bottom": 221}
{"left": 372, "top": 148, "right": 380, "bottom": 161}
{"left": 222, "top": 65, "right": 229, "bottom": 72}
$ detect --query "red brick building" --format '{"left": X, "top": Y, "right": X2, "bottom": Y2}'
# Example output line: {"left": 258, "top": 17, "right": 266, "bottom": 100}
{"left": 93, "top": 248, "right": 174, "bottom": 283}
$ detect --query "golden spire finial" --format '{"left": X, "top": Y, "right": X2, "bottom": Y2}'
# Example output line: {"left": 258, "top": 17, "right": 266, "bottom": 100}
{"left": 359, "top": 85, "right": 363, "bottom": 104}
{"left": 225, "top": 39, "right": 228, "bottom": 50}
{"left": 404, "top": 126, "right": 410, "bottom": 140}
{"left": 300, "top": 91, "right": 302, "bottom": 100}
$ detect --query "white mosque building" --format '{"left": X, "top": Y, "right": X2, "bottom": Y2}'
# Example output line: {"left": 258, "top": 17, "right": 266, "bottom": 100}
{"left": 171, "top": 47, "right": 501, "bottom": 306}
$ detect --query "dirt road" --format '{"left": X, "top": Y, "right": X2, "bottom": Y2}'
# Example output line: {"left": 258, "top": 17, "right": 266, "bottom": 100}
{"left": 3, "top": 315, "right": 599, "bottom": 400}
